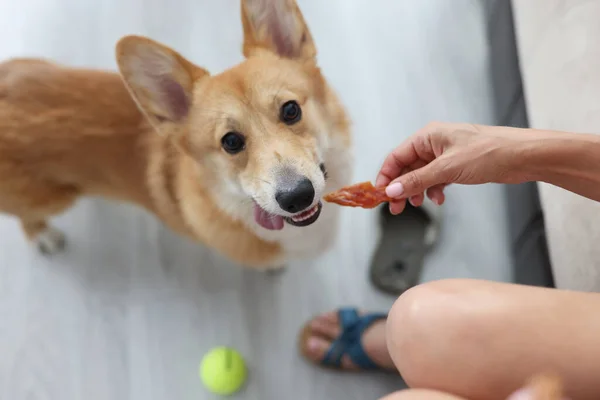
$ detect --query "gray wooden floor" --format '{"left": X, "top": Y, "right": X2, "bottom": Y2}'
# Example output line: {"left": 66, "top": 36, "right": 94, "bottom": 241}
{"left": 0, "top": 1, "right": 514, "bottom": 399}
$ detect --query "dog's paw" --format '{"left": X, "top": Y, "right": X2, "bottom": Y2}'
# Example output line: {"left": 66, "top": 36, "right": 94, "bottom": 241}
{"left": 265, "top": 265, "right": 287, "bottom": 276}
{"left": 35, "top": 227, "right": 66, "bottom": 255}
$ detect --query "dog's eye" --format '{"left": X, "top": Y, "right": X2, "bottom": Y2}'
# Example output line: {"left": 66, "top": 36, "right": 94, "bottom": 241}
{"left": 280, "top": 100, "right": 302, "bottom": 125}
{"left": 221, "top": 132, "right": 246, "bottom": 154}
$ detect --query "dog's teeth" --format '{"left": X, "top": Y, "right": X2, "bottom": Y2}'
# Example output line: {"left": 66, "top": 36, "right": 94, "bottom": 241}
{"left": 292, "top": 205, "right": 318, "bottom": 222}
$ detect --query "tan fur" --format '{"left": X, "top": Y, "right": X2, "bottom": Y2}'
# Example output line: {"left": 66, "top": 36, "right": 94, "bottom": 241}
{"left": 0, "top": 0, "right": 351, "bottom": 269}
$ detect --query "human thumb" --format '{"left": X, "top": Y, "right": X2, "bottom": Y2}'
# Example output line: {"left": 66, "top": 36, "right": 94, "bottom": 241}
{"left": 384, "top": 161, "right": 445, "bottom": 199}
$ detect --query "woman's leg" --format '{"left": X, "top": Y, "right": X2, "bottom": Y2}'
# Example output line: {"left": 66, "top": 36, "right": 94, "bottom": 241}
{"left": 387, "top": 279, "right": 600, "bottom": 400}
{"left": 380, "top": 389, "right": 467, "bottom": 400}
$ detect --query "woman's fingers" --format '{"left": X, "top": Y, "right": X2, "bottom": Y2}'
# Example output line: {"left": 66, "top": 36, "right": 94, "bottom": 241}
{"left": 409, "top": 194, "right": 425, "bottom": 208}
{"left": 389, "top": 199, "right": 408, "bottom": 215}
{"left": 376, "top": 140, "right": 423, "bottom": 188}
{"left": 386, "top": 164, "right": 445, "bottom": 211}
{"left": 385, "top": 159, "right": 447, "bottom": 200}
{"left": 397, "top": 187, "right": 445, "bottom": 213}
{"left": 405, "top": 187, "right": 445, "bottom": 209}
{"left": 426, "top": 185, "right": 447, "bottom": 206}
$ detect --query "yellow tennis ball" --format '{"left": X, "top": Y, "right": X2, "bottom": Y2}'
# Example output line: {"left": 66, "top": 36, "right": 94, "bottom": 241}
{"left": 200, "top": 347, "right": 247, "bottom": 396}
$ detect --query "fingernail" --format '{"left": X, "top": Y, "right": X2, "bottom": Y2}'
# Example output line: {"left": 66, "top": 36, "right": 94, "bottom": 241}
{"left": 386, "top": 183, "right": 404, "bottom": 198}
{"left": 506, "top": 388, "right": 532, "bottom": 400}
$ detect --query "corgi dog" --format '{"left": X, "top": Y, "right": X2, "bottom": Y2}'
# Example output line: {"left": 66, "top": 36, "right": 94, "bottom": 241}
{"left": 0, "top": 0, "right": 352, "bottom": 270}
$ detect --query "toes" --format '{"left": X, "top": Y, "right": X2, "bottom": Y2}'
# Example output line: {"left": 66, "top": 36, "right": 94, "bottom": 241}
{"left": 310, "top": 314, "right": 341, "bottom": 339}
{"left": 320, "top": 311, "right": 338, "bottom": 323}
{"left": 305, "top": 336, "right": 332, "bottom": 362}
{"left": 304, "top": 334, "right": 359, "bottom": 370}
{"left": 35, "top": 227, "right": 66, "bottom": 255}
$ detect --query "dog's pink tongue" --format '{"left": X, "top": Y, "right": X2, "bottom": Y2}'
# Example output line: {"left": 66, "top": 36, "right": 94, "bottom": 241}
{"left": 254, "top": 204, "right": 284, "bottom": 230}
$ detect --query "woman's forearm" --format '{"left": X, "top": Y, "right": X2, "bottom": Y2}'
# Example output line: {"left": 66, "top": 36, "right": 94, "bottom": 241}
{"left": 515, "top": 128, "right": 600, "bottom": 202}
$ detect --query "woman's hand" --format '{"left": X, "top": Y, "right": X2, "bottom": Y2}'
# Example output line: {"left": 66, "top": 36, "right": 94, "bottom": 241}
{"left": 376, "top": 122, "right": 530, "bottom": 215}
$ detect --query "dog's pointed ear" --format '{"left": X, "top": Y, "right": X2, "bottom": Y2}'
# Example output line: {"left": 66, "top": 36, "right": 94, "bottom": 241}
{"left": 241, "top": 0, "right": 316, "bottom": 60}
{"left": 115, "top": 35, "right": 209, "bottom": 127}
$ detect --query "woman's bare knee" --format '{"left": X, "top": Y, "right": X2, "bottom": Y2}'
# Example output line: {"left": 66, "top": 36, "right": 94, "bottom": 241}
{"left": 385, "top": 279, "right": 600, "bottom": 400}
{"left": 386, "top": 279, "right": 476, "bottom": 387}
{"left": 385, "top": 279, "right": 520, "bottom": 391}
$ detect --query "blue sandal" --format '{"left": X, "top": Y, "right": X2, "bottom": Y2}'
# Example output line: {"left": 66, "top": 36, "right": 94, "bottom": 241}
{"left": 299, "top": 307, "right": 388, "bottom": 371}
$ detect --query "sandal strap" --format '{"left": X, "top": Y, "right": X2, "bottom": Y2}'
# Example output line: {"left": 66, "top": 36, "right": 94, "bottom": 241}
{"left": 321, "top": 307, "right": 387, "bottom": 370}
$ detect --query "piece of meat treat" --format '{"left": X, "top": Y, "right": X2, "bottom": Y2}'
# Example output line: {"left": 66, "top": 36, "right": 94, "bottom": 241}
{"left": 323, "top": 181, "right": 392, "bottom": 209}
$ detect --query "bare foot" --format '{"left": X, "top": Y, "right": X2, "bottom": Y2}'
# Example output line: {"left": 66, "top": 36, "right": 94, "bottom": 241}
{"left": 302, "top": 311, "right": 396, "bottom": 371}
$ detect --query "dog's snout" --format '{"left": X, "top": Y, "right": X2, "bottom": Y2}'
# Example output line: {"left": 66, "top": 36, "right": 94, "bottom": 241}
{"left": 275, "top": 177, "right": 315, "bottom": 213}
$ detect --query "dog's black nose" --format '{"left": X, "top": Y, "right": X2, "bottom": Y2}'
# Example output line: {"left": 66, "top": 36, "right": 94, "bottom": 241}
{"left": 275, "top": 178, "right": 315, "bottom": 213}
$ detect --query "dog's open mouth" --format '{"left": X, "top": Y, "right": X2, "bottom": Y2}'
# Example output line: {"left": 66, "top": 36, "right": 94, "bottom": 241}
{"left": 284, "top": 202, "right": 322, "bottom": 227}
{"left": 253, "top": 202, "right": 322, "bottom": 230}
